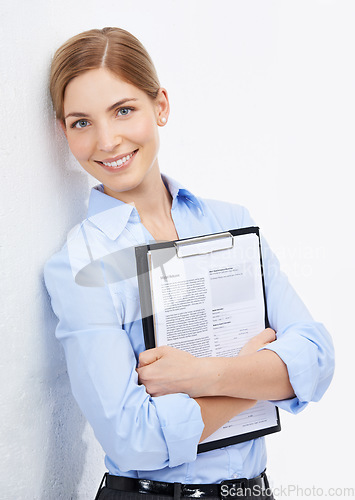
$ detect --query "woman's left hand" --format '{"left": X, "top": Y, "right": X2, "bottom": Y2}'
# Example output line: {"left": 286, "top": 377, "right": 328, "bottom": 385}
{"left": 137, "top": 345, "right": 208, "bottom": 397}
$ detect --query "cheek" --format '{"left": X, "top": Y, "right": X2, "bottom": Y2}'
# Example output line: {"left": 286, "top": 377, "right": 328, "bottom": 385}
{"left": 132, "top": 117, "right": 159, "bottom": 147}
{"left": 66, "top": 133, "right": 93, "bottom": 161}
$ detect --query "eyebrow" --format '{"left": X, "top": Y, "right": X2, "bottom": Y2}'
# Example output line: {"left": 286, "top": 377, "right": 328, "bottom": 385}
{"left": 64, "top": 98, "right": 139, "bottom": 120}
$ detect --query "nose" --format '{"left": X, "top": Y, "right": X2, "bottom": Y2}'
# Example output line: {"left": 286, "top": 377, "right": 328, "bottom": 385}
{"left": 96, "top": 123, "right": 121, "bottom": 152}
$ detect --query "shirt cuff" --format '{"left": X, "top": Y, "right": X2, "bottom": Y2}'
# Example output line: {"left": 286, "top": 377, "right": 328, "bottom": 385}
{"left": 152, "top": 393, "right": 204, "bottom": 467}
{"left": 259, "top": 326, "right": 323, "bottom": 414}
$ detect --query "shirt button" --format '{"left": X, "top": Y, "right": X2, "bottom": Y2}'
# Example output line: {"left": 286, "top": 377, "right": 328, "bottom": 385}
{"left": 232, "top": 473, "right": 238, "bottom": 479}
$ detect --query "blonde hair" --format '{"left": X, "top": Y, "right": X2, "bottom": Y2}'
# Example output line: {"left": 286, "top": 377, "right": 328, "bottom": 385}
{"left": 50, "top": 27, "right": 160, "bottom": 123}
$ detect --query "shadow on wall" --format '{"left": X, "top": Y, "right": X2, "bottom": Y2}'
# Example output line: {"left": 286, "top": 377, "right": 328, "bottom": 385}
{"left": 40, "top": 289, "right": 88, "bottom": 500}
{"left": 38, "top": 119, "right": 96, "bottom": 498}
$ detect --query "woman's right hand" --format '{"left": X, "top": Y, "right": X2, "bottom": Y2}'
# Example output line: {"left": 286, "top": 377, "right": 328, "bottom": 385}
{"left": 238, "top": 328, "right": 276, "bottom": 357}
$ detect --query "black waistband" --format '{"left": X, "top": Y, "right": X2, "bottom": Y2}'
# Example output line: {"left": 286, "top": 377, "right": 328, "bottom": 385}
{"left": 104, "top": 471, "right": 269, "bottom": 498}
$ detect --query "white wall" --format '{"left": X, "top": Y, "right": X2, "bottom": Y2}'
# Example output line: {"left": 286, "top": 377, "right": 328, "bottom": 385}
{"left": 1, "top": 1, "right": 353, "bottom": 498}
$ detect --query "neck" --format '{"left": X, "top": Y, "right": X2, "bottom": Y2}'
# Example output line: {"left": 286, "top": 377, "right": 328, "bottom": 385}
{"left": 103, "top": 164, "right": 172, "bottom": 218}
{"left": 103, "top": 164, "right": 178, "bottom": 241}
{"left": 136, "top": 175, "right": 172, "bottom": 220}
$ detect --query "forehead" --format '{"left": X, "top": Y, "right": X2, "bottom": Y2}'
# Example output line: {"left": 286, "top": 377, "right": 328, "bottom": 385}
{"left": 63, "top": 67, "right": 147, "bottom": 113}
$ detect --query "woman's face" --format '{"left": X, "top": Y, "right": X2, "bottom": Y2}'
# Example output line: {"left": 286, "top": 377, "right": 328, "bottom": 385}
{"left": 61, "top": 67, "right": 168, "bottom": 199}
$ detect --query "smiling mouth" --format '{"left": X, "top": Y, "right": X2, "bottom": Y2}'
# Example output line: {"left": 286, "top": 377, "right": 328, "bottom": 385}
{"left": 96, "top": 149, "right": 138, "bottom": 168}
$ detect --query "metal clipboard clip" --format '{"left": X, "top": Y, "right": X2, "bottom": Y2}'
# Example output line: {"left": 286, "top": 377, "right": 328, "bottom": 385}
{"left": 174, "top": 232, "right": 233, "bottom": 258}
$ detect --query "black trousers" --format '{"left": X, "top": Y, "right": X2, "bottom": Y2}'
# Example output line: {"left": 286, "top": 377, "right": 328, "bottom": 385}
{"left": 96, "top": 486, "right": 275, "bottom": 500}
{"left": 95, "top": 471, "right": 275, "bottom": 500}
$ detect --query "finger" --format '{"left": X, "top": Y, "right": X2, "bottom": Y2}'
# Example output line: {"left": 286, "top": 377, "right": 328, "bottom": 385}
{"left": 265, "top": 328, "right": 276, "bottom": 342}
{"left": 136, "top": 368, "right": 164, "bottom": 397}
{"left": 138, "top": 347, "right": 162, "bottom": 367}
{"left": 259, "top": 328, "right": 276, "bottom": 343}
{"left": 136, "top": 363, "right": 147, "bottom": 378}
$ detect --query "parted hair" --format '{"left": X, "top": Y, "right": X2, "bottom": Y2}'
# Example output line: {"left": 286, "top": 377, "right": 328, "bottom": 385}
{"left": 50, "top": 27, "right": 161, "bottom": 122}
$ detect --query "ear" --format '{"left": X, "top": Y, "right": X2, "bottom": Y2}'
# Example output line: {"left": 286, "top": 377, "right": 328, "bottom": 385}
{"left": 156, "top": 88, "right": 170, "bottom": 126}
{"left": 58, "top": 119, "right": 68, "bottom": 138}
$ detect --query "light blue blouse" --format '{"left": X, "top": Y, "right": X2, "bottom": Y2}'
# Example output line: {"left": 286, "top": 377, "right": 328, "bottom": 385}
{"left": 44, "top": 175, "right": 334, "bottom": 483}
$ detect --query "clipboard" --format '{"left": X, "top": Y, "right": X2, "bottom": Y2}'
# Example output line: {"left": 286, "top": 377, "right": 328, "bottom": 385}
{"left": 135, "top": 227, "right": 281, "bottom": 453}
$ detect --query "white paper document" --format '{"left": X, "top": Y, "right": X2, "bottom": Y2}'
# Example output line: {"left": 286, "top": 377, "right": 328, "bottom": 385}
{"left": 147, "top": 231, "right": 279, "bottom": 448}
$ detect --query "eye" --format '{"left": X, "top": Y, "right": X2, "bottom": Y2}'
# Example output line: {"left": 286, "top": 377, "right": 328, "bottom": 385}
{"left": 71, "top": 119, "right": 90, "bottom": 129}
{"left": 117, "top": 107, "right": 133, "bottom": 117}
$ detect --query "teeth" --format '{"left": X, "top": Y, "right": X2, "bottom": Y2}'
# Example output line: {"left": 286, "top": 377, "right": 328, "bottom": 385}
{"left": 102, "top": 152, "right": 134, "bottom": 167}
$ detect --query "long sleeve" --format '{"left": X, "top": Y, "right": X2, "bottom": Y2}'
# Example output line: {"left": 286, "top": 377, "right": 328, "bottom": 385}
{"left": 241, "top": 208, "right": 335, "bottom": 414}
{"left": 44, "top": 240, "right": 203, "bottom": 472}
{"left": 43, "top": 179, "right": 335, "bottom": 483}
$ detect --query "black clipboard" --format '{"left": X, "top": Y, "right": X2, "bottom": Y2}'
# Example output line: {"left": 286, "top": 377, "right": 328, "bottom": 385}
{"left": 135, "top": 227, "right": 281, "bottom": 453}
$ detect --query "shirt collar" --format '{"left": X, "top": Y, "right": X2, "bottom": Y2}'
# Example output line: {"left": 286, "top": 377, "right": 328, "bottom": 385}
{"left": 87, "top": 185, "right": 135, "bottom": 240}
{"left": 86, "top": 174, "right": 204, "bottom": 240}
{"left": 161, "top": 174, "right": 204, "bottom": 215}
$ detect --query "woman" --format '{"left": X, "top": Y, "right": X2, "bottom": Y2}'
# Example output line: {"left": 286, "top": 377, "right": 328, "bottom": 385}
{"left": 45, "top": 27, "right": 334, "bottom": 500}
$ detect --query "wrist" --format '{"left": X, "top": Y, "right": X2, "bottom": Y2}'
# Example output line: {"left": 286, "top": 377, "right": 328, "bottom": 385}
{"left": 195, "top": 357, "right": 235, "bottom": 397}
{"left": 211, "top": 356, "right": 236, "bottom": 396}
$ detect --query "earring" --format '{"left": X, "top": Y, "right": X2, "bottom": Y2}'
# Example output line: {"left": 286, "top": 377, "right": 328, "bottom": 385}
{"left": 161, "top": 117, "right": 167, "bottom": 124}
